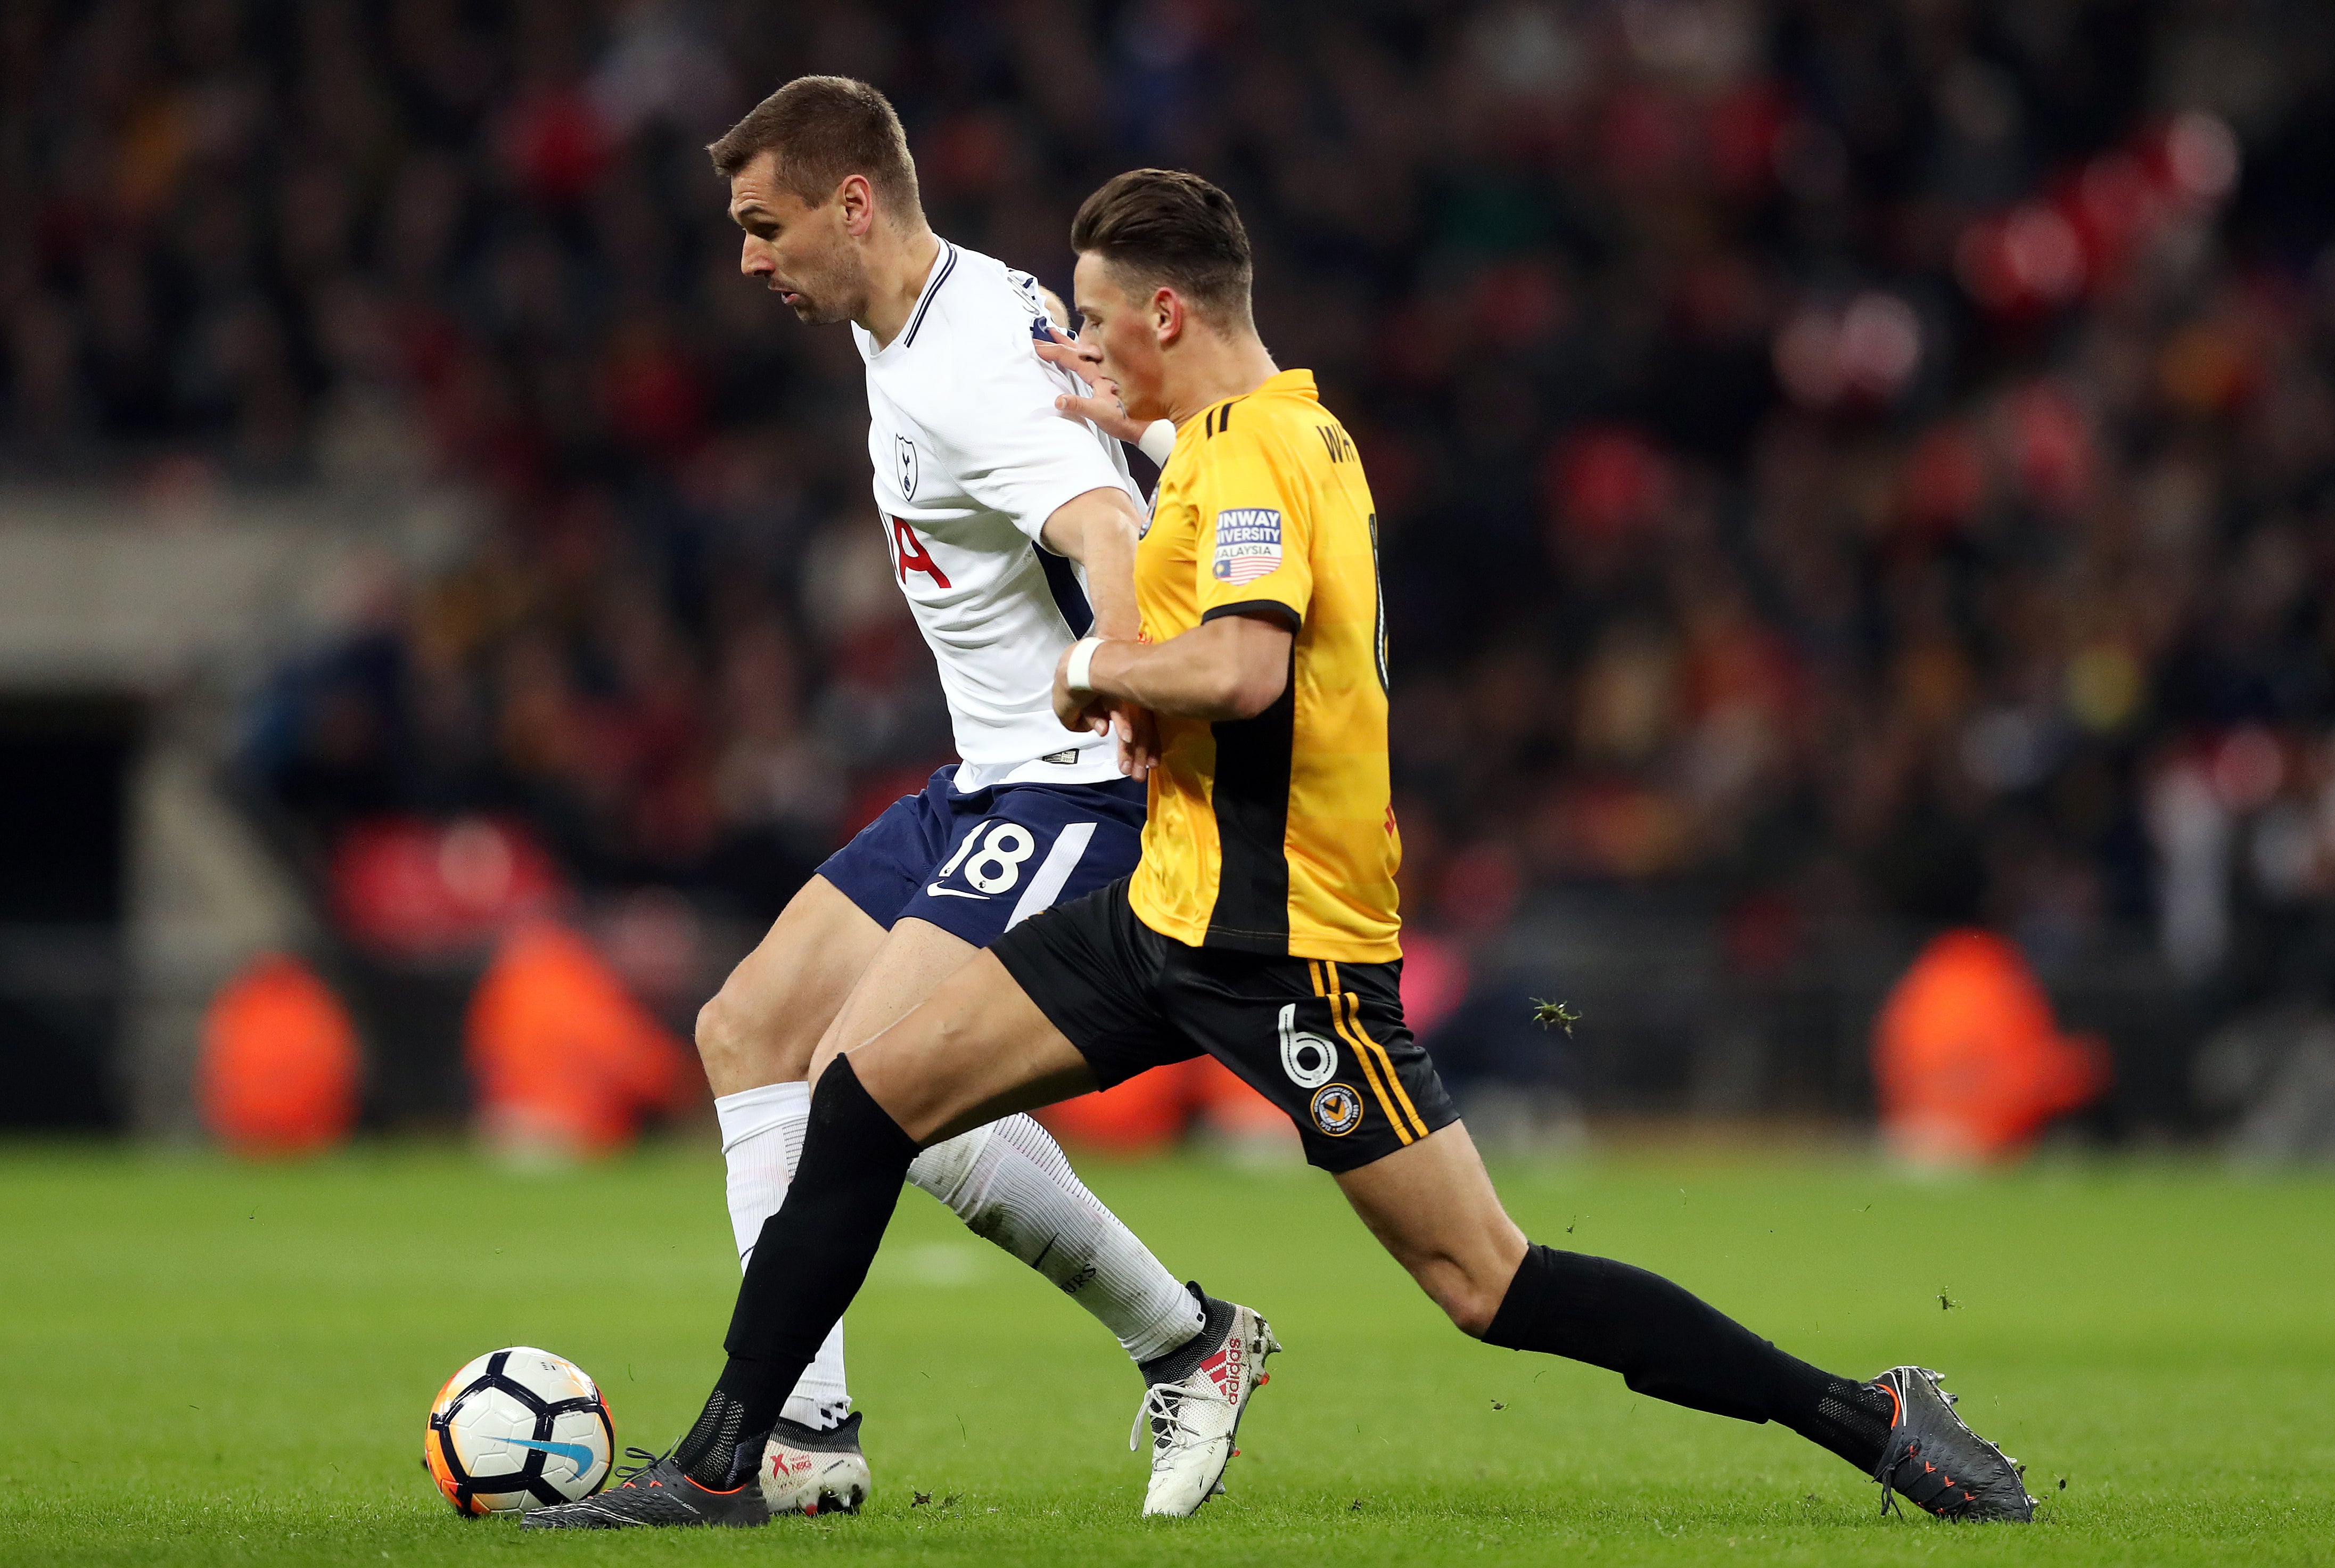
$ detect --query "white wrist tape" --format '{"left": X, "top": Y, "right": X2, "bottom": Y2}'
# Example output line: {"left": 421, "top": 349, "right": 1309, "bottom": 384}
{"left": 1137, "top": 419, "right": 1177, "bottom": 467}
{"left": 1064, "top": 636, "right": 1105, "bottom": 695}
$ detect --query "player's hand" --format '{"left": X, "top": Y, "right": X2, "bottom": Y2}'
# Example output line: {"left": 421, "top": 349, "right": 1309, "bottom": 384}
{"left": 1038, "top": 326, "right": 1147, "bottom": 445}
{"left": 1111, "top": 702, "right": 1158, "bottom": 780}
{"left": 1035, "top": 323, "right": 1105, "bottom": 382}
{"left": 1053, "top": 641, "right": 1115, "bottom": 736}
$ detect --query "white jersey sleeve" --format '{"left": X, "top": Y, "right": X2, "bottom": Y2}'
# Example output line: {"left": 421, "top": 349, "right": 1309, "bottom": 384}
{"left": 914, "top": 325, "right": 1130, "bottom": 543}
{"left": 855, "top": 242, "right": 1142, "bottom": 781}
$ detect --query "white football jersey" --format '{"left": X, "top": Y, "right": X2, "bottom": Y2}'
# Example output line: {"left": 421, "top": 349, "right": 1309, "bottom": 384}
{"left": 853, "top": 239, "right": 1141, "bottom": 786}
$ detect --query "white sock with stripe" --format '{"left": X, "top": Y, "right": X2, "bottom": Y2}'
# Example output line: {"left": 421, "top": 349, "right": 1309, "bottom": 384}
{"left": 714, "top": 1081, "right": 851, "bottom": 1431}
{"left": 908, "top": 1112, "right": 1204, "bottom": 1364}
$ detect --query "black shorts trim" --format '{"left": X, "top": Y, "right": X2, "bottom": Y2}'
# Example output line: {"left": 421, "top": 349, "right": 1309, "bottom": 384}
{"left": 992, "top": 877, "right": 1456, "bottom": 1173}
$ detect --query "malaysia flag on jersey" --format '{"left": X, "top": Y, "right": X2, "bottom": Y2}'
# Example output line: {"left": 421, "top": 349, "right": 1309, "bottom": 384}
{"left": 1212, "top": 508, "right": 1284, "bottom": 584}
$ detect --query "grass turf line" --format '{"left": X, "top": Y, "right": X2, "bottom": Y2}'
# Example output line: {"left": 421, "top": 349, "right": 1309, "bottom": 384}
{"left": 2, "top": 1142, "right": 2331, "bottom": 1566}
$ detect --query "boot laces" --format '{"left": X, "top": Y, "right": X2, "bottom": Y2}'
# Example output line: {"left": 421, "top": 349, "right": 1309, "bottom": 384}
{"left": 612, "top": 1447, "right": 669, "bottom": 1485}
{"left": 1870, "top": 1382, "right": 2024, "bottom": 1521}
{"left": 1130, "top": 1378, "right": 1232, "bottom": 1460}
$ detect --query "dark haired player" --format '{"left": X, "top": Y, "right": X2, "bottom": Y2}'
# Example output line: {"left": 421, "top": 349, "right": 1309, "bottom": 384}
{"left": 539, "top": 79, "right": 1278, "bottom": 1526}
{"left": 539, "top": 167, "right": 2036, "bottom": 1529}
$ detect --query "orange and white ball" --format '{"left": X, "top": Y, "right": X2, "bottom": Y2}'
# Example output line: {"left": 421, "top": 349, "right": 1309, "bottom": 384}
{"left": 424, "top": 1347, "right": 614, "bottom": 1515}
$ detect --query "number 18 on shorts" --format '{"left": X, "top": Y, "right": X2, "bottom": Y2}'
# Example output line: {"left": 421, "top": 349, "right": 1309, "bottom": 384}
{"left": 814, "top": 764, "right": 1149, "bottom": 949}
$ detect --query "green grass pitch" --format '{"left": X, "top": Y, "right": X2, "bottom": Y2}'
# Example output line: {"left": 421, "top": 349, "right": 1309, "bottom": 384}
{"left": 4, "top": 1140, "right": 2331, "bottom": 1566}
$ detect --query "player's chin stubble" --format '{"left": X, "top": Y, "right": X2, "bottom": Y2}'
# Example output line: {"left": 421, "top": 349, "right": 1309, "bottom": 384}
{"left": 775, "top": 282, "right": 852, "bottom": 327}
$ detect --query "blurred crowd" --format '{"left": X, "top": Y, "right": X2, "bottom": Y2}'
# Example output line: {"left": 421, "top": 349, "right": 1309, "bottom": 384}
{"left": 6, "top": 0, "right": 2335, "bottom": 1023}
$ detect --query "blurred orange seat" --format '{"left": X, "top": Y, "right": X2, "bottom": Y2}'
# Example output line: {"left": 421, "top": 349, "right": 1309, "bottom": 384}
{"left": 466, "top": 921, "right": 691, "bottom": 1158}
{"left": 1873, "top": 929, "right": 2110, "bottom": 1165}
{"left": 198, "top": 953, "right": 361, "bottom": 1155}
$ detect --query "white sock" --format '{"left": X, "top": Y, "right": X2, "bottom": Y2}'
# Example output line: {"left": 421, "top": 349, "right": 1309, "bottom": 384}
{"left": 714, "top": 1081, "right": 850, "bottom": 1431}
{"left": 908, "top": 1113, "right": 1204, "bottom": 1364}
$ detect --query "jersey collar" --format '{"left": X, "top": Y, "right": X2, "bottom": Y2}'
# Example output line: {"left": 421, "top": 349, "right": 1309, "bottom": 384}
{"left": 868, "top": 238, "right": 959, "bottom": 358}
{"left": 1177, "top": 367, "right": 1317, "bottom": 433}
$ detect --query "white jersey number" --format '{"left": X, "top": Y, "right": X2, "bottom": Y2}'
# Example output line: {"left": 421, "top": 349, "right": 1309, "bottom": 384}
{"left": 932, "top": 820, "right": 1038, "bottom": 896}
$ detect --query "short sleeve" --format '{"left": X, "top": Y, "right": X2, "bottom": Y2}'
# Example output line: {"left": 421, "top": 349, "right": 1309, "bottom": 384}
{"left": 1193, "top": 423, "right": 1313, "bottom": 630}
{"left": 917, "top": 348, "right": 1134, "bottom": 544}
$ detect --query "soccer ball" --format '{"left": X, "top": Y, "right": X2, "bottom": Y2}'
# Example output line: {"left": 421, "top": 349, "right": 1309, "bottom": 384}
{"left": 424, "top": 1347, "right": 614, "bottom": 1515}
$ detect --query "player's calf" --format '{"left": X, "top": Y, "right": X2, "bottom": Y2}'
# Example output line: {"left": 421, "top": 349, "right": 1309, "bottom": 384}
{"left": 907, "top": 1114, "right": 1205, "bottom": 1364}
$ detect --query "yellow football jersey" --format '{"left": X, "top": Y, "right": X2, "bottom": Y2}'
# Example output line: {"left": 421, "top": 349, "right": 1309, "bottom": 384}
{"left": 1127, "top": 368, "right": 1401, "bottom": 962}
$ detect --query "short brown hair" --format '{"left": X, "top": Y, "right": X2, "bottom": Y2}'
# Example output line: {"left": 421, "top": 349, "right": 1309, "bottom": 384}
{"left": 708, "top": 76, "right": 920, "bottom": 218}
{"left": 1071, "top": 169, "right": 1253, "bottom": 326}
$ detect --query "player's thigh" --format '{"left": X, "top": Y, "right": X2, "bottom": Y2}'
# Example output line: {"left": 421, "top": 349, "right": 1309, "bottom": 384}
{"left": 911, "top": 777, "right": 1145, "bottom": 940}
{"left": 841, "top": 951, "right": 1099, "bottom": 1144}
{"left": 804, "top": 916, "right": 977, "bottom": 1081}
{"left": 696, "top": 875, "right": 886, "bottom": 1096}
{"left": 1333, "top": 1124, "right": 1528, "bottom": 1336}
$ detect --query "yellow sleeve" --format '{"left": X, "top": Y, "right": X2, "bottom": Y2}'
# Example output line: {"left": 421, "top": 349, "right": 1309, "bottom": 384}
{"left": 1191, "top": 422, "right": 1313, "bottom": 629}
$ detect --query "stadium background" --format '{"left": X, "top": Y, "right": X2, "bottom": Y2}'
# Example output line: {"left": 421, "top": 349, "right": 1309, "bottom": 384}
{"left": 2, "top": 0, "right": 2334, "bottom": 1160}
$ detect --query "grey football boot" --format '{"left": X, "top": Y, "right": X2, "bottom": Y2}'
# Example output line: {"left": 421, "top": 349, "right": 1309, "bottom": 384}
{"left": 1870, "top": 1366, "right": 2036, "bottom": 1522}
{"left": 519, "top": 1446, "right": 770, "bottom": 1529}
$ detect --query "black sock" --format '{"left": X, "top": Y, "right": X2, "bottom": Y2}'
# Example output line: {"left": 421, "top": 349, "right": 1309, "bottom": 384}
{"left": 1481, "top": 1244, "right": 1895, "bottom": 1472}
{"left": 673, "top": 1057, "right": 918, "bottom": 1488}
{"left": 1136, "top": 1284, "right": 1224, "bottom": 1387}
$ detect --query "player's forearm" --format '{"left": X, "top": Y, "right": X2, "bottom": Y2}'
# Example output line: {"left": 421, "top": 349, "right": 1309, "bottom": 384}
{"left": 1086, "top": 614, "right": 1291, "bottom": 722}
{"left": 1041, "top": 489, "right": 1142, "bottom": 641}
{"left": 1076, "top": 510, "right": 1141, "bottom": 643}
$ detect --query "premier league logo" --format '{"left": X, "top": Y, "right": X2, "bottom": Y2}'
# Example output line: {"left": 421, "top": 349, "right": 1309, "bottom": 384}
{"left": 895, "top": 435, "right": 918, "bottom": 502}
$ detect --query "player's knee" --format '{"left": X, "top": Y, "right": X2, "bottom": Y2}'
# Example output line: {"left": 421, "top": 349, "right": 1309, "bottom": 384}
{"left": 696, "top": 984, "right": 812, "bottom": 1086}
{"left": 1415, "top": 1261, "right": 1506, "bottom": 1339}
{"left": 693, "top": 991, "right": 738, "bottom": 1068}
{"left": 1445, "top": 1284, "right": 1507, "bottom": 1340}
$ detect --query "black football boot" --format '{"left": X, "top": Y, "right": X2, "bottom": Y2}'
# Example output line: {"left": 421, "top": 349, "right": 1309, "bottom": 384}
{"left": 1870, "top": 1366, "right": 2036, "bottom": 1522}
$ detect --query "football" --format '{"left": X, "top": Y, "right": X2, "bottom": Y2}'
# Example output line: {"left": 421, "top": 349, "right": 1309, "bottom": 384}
{"left": 424, "top": 1347, "right": 614, "bottom": 1515}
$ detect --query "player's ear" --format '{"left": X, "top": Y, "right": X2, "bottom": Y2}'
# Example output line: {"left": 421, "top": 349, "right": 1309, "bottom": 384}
{"left": 1152, "top": 285, "right": 1183, "bottom": 348}
{"left": 836, "top": 173, "right": 875, "bottom": 237}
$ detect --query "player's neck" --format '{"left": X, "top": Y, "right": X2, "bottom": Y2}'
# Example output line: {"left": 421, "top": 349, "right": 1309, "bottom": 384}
{"left": 1160, "top": 329, "right": 1281, "bottom": 426}
{"left": 859, "top": 223, "right": 944, "bottom": 349}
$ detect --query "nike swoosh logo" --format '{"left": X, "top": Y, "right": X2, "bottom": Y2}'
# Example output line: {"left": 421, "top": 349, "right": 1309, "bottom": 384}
{"left": 499, "top": 1436, "right": 597, "bottom": 1472}
{"left": 924, "top": 887, "right": 991, "bottom": 899}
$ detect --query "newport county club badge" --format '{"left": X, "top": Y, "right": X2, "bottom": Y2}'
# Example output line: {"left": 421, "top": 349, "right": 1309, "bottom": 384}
{"left": 895, "top": 434, "right": 918, "bottom": 501}
{"left": 1212, "top": 507, "right": 1281, "bottom": 583}
{"left": 1310, "top": 1082, "right": 1363, "bottom": 1137}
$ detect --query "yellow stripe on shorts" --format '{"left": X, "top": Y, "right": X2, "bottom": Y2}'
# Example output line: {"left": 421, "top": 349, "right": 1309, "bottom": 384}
{"left": 1312, "top": 960, "right": 1410, "bottom": 1145}
{"left": 1324, "top": 961, "right": 1430, "bottom": 1140}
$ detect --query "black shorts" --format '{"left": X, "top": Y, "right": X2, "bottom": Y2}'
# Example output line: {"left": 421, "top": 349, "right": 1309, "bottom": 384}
{"left": 991, "top": 877, "right": 1458, "bottom": 1172}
